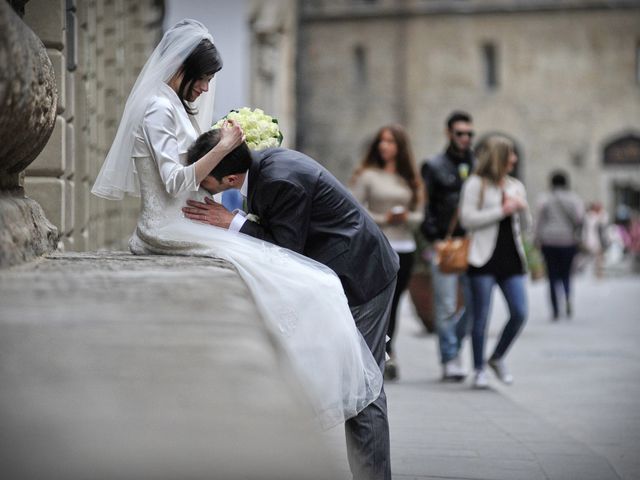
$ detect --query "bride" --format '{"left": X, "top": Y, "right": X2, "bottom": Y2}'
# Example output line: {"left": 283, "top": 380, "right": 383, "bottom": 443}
{"left": 91, "top": 19, "right": 382, "bottom": 429}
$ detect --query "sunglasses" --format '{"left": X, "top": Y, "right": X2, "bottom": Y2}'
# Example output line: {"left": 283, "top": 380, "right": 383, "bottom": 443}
{"left": 453, "top": 130, "right": 475, "bottom": 138}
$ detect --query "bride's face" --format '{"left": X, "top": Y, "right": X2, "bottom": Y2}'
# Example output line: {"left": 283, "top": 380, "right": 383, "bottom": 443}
{"left": 187, "top": 74, "right": 214, "bottom": 102}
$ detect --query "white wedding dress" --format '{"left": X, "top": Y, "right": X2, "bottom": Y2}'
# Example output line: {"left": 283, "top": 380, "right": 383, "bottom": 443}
{"left": 126, "top": 85, "right": 382, "bottom": 428}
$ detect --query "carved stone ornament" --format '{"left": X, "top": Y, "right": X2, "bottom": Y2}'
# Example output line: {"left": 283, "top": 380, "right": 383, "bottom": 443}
{"left": 0, "top": 0, "right": 58, "bottom": 179}
{"left": 0, "top": 0, "right": 59, "bottom": 267}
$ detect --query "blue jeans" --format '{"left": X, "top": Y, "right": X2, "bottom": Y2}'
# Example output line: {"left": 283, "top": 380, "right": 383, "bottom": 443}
{"left": 468, "top": 274, "right": 527, "bottom": 370}
{"left": 430, "top": 262, "right": 472, "bottom": 364}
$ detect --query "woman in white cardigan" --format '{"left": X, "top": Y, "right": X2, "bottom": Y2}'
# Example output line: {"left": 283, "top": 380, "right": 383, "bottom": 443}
{"left": 459, "top": 135, "right": 531, "bottom": 389}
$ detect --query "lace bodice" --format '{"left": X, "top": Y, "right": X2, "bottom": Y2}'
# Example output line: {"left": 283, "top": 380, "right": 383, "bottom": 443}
{"left": 130, "top": 156, "right": 207, "bottom": 254}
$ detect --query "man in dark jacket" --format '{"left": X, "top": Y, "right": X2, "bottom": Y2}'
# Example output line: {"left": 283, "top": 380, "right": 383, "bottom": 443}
{"left": 183, "top": 130, "right": 399, "bottom": 480}
{"left": 421, "top": 110, "right": 475, "bottom": 381}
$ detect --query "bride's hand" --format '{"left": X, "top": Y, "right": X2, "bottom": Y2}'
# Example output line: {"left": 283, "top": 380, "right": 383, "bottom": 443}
{"left": 216, "top": 119, "right": 245, "bottom": 153}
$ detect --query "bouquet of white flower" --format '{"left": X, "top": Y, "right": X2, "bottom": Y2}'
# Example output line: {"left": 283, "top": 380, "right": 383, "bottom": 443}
{"left": 212, "top": 107, "right": 283, "bottom": 151}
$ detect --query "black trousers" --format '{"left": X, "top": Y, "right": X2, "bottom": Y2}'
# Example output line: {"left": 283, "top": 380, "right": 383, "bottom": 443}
{"left": 541, "top": 244, "right": 578, "bottom": 317}
{"left": 386, "top": 251, "right": 415, "bottom": 355}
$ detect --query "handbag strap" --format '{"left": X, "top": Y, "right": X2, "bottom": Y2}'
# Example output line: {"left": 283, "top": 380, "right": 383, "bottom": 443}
{"left": 445, "top": 178, "right": 486, "bottom": 239}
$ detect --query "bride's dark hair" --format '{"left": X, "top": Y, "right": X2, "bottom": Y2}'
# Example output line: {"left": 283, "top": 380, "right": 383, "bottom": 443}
{"left": 177, "top": 38, "right": 222, "bottom": 114}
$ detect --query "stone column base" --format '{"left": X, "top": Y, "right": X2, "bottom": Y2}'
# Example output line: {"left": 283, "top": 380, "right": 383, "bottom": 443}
{"left": 0, "top": 190, "right": 59, "bottom": 268}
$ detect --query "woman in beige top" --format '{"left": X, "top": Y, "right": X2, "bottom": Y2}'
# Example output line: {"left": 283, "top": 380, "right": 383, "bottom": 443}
{"left": 351, "top": 124, "right": 423, "bottom": 380}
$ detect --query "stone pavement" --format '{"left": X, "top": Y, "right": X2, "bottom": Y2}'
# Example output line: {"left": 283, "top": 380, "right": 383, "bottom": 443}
{"left": 324, "top": 272, "right": 640, "bottom": 480}
{"left": 1, "top": 252, "right": 639, "bottom": 480}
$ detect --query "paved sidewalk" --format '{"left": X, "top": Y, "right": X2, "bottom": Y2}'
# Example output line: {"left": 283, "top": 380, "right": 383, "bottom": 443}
{"left": 323, "top": 273, "right": 639, "bottom": 480}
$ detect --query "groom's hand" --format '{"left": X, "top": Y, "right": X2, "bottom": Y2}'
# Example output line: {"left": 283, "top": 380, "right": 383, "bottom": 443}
{"left": 183, "top": 198, "right": 234, "bottom": 229}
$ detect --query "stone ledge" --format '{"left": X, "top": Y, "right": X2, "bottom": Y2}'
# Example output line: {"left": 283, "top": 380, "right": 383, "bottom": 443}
{"left": 0, "top": 252, "right": 344, "bottom": 480}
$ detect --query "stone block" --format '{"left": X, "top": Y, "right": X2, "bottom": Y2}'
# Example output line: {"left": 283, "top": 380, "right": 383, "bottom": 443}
{"left": 74, "top": 228, "right": 88, "bottom": 251}
{"left": 62, "top": 234, "right": 73, "bottom": 251}
{"left": 74, "top": 180, "right": 90, "bottom": 233}
{"left": 64, "top": 69, "right": 75, "bottom": 121}
{"left": 66, "top": 122, "right": 75, "bottom": 178}
{"left": 65, "top": 179, "right": 74, "bottom": 235}
{"left": 23, "top": 0, "right": 65, "bottom": 49}
{"left": 0, "top": 253, "right": 343, "bottom": 478}
{"left": 46, "top": 48, "right": 66, "bottom": 115}
{"left": 23, "top": 177, "right": 65, "bottom": 232}
{"left": 74, "top": 124, "right": 88, "bottom": 181}
{"left": 26, "top": 116, "right": 66, "bottom": 177}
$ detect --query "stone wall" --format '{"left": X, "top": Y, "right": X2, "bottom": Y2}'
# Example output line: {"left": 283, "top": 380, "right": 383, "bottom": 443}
{"left": 296, "top": 1, "right": 640, "bottom": 215}
{"left": 248, "top": 0, "right": 298, "bottom": 148}
{"left": 22, "top": 0, "right": 164, "bottom": 252}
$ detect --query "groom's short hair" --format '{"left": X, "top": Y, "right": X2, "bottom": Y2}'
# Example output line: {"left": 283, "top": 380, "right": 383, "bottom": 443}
{"left": 187, "top": 129, "right": 252, "bottom": 180}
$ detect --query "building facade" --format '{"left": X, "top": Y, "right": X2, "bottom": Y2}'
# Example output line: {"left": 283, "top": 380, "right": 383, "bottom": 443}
{"left": 295, "top": 0, "right": 640, "bottom": 215}
{"left": 248, "top": 0, "right": 298, "bottom": 148}
{"left": 21, "top": 0, "right": 164, "bottom": 251}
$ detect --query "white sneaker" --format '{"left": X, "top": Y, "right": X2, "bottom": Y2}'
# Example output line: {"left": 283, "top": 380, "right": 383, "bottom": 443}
{"left": 488, "top": 358, "right": 514, "bottom": 385}
{"left": 472, "top": 369, "right": 489, "bottom": 389}
{"left": 442, "top": 356, "right": 466, "bottom": 382}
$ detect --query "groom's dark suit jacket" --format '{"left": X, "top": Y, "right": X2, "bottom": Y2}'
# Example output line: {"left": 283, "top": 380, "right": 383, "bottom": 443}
{"left": 240, "top": 148, "right": 399, "bottom": 307}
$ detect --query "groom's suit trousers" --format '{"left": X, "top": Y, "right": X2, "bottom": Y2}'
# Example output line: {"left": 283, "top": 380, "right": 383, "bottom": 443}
{"left": 346, "top": 278, "right": 396, "bottom": 480}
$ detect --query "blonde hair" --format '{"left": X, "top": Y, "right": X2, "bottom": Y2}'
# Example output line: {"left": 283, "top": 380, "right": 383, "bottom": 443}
{"left": 474, "top": 134, "right": 514, "bottom": 184}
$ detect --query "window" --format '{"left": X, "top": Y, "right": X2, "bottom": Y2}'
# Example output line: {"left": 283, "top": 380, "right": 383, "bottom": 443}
{"left": 66, "top": 0, "right": 77, "bottom": 71}
{"left": 354, "top": 44, "right": 368, "bottom": 87}
{"left": 482, "top": 42, "right": 499, "bottom": 90}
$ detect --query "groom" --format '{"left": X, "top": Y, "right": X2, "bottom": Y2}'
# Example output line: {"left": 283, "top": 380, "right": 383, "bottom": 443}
{"left": 183, "top": 129, "right": 398, "bottom": 480}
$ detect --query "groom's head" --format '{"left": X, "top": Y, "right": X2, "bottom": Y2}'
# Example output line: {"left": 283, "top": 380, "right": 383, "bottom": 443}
{"left": 187, "top": 129, "right": 252, "bottom": 194}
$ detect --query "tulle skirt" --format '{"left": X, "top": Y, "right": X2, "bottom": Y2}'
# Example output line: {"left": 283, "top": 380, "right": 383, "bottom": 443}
{"left": 130, "top": 215, "right": 383, "bottom": 429}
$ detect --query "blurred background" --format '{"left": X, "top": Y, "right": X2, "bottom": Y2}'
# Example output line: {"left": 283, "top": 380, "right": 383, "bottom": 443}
{"left": 7, "top": 0, "right": 640, "bottom": 259}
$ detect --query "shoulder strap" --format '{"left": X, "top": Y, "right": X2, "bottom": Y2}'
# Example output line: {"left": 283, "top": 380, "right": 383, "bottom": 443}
{"left": 445, "top": 178, "right": 486, "bottom": 238}
{"left": 553, "top": 192, "right": 579, "bottom": 227}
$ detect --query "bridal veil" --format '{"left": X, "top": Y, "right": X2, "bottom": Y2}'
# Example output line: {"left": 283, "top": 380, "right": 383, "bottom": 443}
{"left": 92, "top": 19, "right": 216, "bottom": 200}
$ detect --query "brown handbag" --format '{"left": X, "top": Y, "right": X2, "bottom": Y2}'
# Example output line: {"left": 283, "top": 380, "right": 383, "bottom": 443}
{"left": 433, "top": 210, "right": 470, "bottom": 274}
{"left": 434, "top": 179, "right": 485, "bottom": 274}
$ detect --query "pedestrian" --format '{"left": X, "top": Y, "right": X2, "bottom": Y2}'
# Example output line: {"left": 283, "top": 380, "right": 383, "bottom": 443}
{"left": 534, "top": 171, "right": 585, "bottom": 319}
{"left": 582, "top": 202, "right": 609, "bottom": 278}
{"left": 460, "top": 134, "right": 530, "bottom": 388}
{"left": 420, "top": 111, "right": 474, "bottom": 381}
{"left": 351, "top": 124, "right": 423, "bottom": 381}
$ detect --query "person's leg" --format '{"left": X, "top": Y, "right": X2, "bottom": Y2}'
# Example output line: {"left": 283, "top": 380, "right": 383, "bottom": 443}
{"left": 468, "top": 274, "right": 495, "bottom": 371}
{"left": 430, "top": 261, "right": 464, "bottom": 367}
{"left": 490, "top": 274, "right": 527, "bottom": 362}
{"left": 456, "top": 273, "right": 473, "bottom": 346}
{"left": 558, "top": 246, "right": 578, "bottom": 316}
{"left": 346, "top": 279, "right": 396, "bottom": 480}
{"left": 541, "top": 245, "right": 560, "bottom": 319}
{"left": 386, "top": 252, "right": 414, "bottom": 356}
